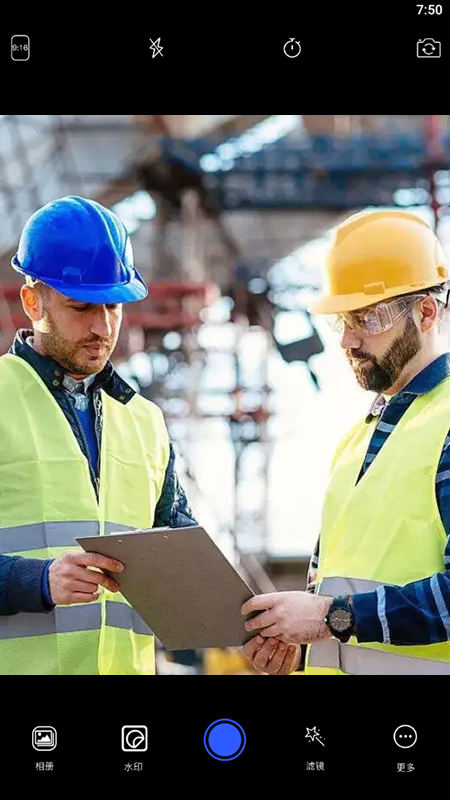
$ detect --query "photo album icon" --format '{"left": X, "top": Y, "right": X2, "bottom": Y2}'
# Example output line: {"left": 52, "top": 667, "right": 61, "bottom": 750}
{"left": 32, "top": 727, "right": 57, "bottom": 751}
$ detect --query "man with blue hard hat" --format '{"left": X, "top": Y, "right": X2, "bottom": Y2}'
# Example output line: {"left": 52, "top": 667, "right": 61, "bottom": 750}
{"left": 0, "top": 195, "right": 198, "bottom": 675}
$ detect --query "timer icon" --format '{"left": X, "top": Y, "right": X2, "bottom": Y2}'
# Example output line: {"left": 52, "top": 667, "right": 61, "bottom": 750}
{"left": 284, "top": 38, "right": 301, "bottom": 58}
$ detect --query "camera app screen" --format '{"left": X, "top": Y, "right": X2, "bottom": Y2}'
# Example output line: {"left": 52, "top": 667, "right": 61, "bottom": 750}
{"left": 0, "top": 1, "right": 448, "bottom": 787}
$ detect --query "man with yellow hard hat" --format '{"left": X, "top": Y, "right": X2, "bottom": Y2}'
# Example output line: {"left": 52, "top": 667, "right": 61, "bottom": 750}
{"left": 241, "top": 208, "right": 450, "bottom": 675}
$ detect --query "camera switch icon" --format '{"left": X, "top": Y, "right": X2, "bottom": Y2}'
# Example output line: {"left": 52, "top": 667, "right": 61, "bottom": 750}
{"left": 417, "top": 39, "right": 441, "bottom": 57}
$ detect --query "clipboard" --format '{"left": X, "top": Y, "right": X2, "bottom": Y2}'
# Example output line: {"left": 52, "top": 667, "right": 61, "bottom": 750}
{"left": 76, "top": 526, "right": 258, "bottom": 651}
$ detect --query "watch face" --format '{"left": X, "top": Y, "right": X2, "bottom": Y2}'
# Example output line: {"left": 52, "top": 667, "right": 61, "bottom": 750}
{"left": 330, "top": 608, "right": 351, "bottom": 632}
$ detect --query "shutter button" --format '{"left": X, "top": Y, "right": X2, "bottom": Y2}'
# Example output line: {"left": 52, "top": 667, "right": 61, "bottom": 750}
{"left": 204, "top": 720, "right": 246, "bottom": 760}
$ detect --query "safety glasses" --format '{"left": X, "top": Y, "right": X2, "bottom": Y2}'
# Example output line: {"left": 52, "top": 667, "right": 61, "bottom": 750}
{"left": 326, "top": 294, "right": 427, "bottom": 336}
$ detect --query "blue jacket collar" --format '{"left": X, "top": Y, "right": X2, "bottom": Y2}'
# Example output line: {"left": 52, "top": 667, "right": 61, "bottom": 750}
{"left": 9, "top": 329, "right": 136, "bottom": 404}
{"left": 367, "top": 353, "right": 450, "bottom": 419}
{"left": 401, "top": 352, "right": 450, "bottom": 395}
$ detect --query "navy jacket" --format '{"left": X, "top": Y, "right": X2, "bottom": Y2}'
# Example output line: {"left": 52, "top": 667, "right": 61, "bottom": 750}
{"left": 0, "top": 330, "right": 198, "bottom": 616}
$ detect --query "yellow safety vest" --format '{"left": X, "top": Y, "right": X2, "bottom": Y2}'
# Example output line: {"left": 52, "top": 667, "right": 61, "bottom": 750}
{"left": 306, "top": 375, "right": 450, "bottom": 675}
{"left": 0, "top": 354, "right": 170, "bottom": 675}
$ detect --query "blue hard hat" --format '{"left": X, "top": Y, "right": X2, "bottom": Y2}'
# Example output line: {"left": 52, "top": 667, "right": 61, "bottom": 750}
{"left": 11, "top": 196, "right": 148, "bottom": 304}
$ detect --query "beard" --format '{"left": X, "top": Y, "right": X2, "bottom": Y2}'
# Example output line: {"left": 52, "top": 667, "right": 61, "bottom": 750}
{"left": 346, "top": 314, "right": 421, "bottom": 393}
{"left": 37, "top": 311, "right": 114, "bottom": 376}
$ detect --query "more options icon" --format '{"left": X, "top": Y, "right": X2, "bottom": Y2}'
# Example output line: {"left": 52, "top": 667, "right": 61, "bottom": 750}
{"left": 417, "top": 38, "right": 441, "bottom": 57}
{"left": 393, "top": 725, "right": 417, "bottom": 749}
{"left": 121, "top": 725, "right": 148, "bottom": 752}
{"left": 32, "top": 726, "right": 57, "bottom": 751}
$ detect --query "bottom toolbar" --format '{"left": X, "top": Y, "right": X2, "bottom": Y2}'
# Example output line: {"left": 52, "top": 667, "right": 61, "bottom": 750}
{"left": 3, "top": 708, "right": 438, "bottom": 784}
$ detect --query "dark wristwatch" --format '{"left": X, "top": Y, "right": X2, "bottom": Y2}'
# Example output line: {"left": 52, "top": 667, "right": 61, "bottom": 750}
{"left": 324, "top": 595, "right": 355, "bottom": 643}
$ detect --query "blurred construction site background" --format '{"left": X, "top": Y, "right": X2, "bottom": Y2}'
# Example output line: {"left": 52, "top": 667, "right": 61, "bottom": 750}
{"left": 1, "top": 114, "right": 450, "bottom": 674}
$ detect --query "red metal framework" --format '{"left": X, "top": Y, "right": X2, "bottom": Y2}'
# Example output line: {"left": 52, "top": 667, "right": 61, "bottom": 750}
{"left": 124, "top": 281, "right": 219, "bottom": 330}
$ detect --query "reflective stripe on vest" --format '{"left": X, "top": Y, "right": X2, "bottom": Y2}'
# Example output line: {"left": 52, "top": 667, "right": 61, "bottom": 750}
{"left": 309, "top": 577, "right": 450, "bottom": 675}
{"left": 106, "top": 602, "right": 153, "bottom": 636}
{"left": 0, "top": 520, "right": 137, "bottom": 555}
{"left": 0, "top": 521, "right": 99, "bottom": 554}
{"left": 0, "top": 601, "right": 153, "bottom": 640}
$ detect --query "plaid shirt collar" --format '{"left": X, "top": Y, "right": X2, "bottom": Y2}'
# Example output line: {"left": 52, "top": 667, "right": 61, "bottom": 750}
{"left": 62, "top": 372, "right": 98, "bottom": 395}
{"left": 367, "top": 393, "right": 388, "bottom": 418}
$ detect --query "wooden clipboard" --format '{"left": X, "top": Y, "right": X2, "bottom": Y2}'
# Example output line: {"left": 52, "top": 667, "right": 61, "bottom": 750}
{"left": 76, "top": 526, "right": 257, "bottom": 651}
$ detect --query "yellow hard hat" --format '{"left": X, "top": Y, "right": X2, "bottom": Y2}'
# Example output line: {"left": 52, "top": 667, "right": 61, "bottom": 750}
{"left": 310, "top": 209, "right": 448, "bottom": 315}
